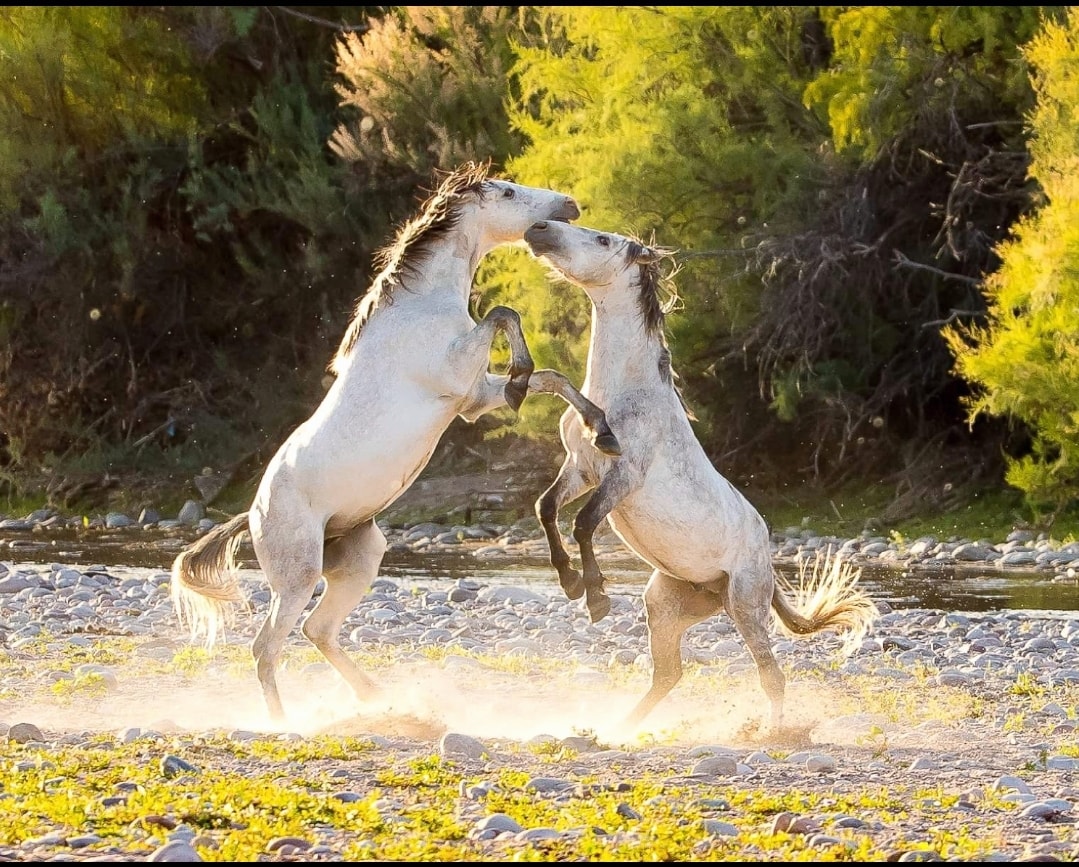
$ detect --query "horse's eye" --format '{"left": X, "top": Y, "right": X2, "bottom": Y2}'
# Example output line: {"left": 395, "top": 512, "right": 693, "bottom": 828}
{"left": 598, "top": 236, "right": 610, "bottom": 247}
{"left": 502, "top": 187, "right": 515, "bottom": 199}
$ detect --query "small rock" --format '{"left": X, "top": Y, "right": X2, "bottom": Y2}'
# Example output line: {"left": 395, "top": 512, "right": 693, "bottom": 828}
{"left": 147, "top": 841, "right": 203, "bottom": 862}
{"left": 8, "top": 722, "right": 44, "bottom": 744}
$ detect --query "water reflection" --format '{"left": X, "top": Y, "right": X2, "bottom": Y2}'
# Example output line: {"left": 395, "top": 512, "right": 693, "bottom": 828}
{"left": 861, "top": 566, "right": 1079, "bottom": 614}
{"left": 3, "top": 528, "right": 1078, "bottom": 614}
{"left": 376, "top": 552, "right": 1079, "bottom": 615}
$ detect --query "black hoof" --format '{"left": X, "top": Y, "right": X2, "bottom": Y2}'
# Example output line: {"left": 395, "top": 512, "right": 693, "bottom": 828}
{"left": 559, "top": 570, "right": 585, "bottom": 600}
{"left": 586, "top": 592, "right": 611, "bottom": 623}
{"left": 592, "top": 431, "right": 622, "bottom": 457}
{"left": 505, "top": 379, "right": 528, "bottom": 413}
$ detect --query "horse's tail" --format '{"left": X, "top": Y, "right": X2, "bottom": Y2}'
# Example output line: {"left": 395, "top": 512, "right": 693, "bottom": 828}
{"left": 770, "top": 546, "right": 879, "bottom": 656}
{"left": 170, "top": 511, "right": 251, "bottom": 649}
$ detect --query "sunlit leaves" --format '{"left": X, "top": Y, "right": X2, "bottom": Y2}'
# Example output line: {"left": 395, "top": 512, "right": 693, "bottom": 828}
{"left": 330, "top": 7, "right": 526, "bottom": 177}
{"left": 805, "top": 7, "right": 1046, "bottom": 157}
{"left": 0, "top": 7, "right": 205, "bottom": 210}
{"left": 944, "top": 7, "right": 1079, "bottom": 514}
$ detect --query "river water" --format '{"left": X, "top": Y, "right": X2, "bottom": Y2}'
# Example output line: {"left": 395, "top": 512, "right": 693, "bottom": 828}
{"left": 6, "top": 527, "right": 1077, "bottom": 614}
{"left": 374, "top": 551, "right": 1079, "bottom": 614}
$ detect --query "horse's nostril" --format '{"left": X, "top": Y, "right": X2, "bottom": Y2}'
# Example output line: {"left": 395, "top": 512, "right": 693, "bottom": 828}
{"left": 533, "top": 221, "right": 548, "bottom": 231}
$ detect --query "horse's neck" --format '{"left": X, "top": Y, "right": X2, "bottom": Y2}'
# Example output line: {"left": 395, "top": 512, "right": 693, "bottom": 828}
{"left": 584, "top": 295, "right": 666, "bottom": 395}
{"left": 392, "top": 229, "right": 493, "bottom": 309}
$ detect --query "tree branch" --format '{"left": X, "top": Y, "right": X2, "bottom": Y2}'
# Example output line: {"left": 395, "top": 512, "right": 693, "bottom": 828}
{"left": 922, "top": 309, "right": 986, "bottom": 328}
{"left": 892, "top": 249, "right": 980, "bottom": 285}
{"left": 272, "top": 7, "right": 370, "bottom": 33}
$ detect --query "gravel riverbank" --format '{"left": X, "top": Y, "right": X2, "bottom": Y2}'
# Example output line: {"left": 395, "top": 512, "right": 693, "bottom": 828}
{"left": 0, "top": 508, "right": 1078, "bottom": 860}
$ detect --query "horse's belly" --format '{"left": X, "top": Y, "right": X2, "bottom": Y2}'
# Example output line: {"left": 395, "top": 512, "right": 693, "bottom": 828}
{"left": 266, "top": 396, "right": 455, "bottom": 532}
{"left": 608, "top": 510, "right": 723, "bottom": 581}
{"left": 317, "top": 446, "right": 436, "bottom": 530}
{"left": 608, "top": 487, "right": 769, "bottom": 582}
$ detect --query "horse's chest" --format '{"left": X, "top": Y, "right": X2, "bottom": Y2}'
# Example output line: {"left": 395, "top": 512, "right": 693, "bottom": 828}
{"left": 560, "top": 415, "right": 611, "bottom": 481}
{"left": 360, "top": 313, "right": 483, "bottom": 399}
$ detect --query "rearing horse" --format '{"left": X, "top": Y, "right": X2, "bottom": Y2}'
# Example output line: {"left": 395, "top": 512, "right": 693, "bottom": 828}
{"left": 524, "top": 219, "right": 878, "bottom": 734}
{"left": 171, "top": 163, "right": 620, "bottom": 723}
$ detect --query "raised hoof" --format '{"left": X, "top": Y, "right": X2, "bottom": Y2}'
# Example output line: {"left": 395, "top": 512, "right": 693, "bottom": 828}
{"left": 586, "top": 592, "right": 612, "bottom": 623}
{"left": 559, "top": 570, "right": 585, "bottom": 601}
{"left": 592, "top": 430, "right": 621, "bottom": 457}
{"left": 504, "top": 379, "right": 529, "bottom": 413}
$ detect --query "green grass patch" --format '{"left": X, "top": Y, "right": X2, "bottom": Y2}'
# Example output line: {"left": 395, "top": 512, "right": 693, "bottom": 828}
{"left": 0, "top": 733, "right": 1052, "bottom": 862}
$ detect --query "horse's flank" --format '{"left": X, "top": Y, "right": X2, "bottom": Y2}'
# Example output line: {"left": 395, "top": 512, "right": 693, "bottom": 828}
{"left": 330, "top": 161, "right": 493, "bottom": 375}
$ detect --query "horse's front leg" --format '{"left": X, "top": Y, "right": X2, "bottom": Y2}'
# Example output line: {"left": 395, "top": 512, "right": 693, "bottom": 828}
{"left": 481, "top": 305, "right": 534, "bottom": 412}
{"left": 447, "top": 306, "right": 534, "bottom": 415}
{"left": 536, "top": 460, "right": 593, "bottom": 600}
{"left": 458, "top": 371, "right": 621, "bottom": 459}
{"left": 573, "top": 461, "right": 644, "bottom": 623}
{"left": 527, "top": 369, "right": 621, "bottom": 457}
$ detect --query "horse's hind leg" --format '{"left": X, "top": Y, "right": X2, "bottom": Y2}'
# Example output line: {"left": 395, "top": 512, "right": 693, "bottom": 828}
{"left": 727, "top": 569, "right": 785, "bottom": 733}
{"left": 250, "top": 512, "right": 325, "bottom": 723}
{"left": 302, "top": 518, "right": 386, "bottom": 704}
{"left": 624, "top": 571, "right": 725, "bottom": 730}
{"left": 536, "top": 459, "right": 593, "bottom": 600}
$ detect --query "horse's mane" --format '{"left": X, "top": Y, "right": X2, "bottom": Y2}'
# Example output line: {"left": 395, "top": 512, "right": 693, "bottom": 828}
{"left": 329, "top": 161, "right": 492, "bottom": 375}
{"left": 625, "top": 237, "right": 696, "bottom": 420}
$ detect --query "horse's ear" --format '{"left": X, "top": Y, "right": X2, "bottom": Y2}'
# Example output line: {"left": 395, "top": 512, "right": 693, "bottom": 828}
{"left": 638, "top": 244, "right": 678, "bottom": 266}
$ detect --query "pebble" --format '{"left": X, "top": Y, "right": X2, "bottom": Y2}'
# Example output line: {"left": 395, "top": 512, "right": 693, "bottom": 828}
{"left": 4, "top": 505, "right": 1079, "bottom": 584}
{"left": 0, "top": 510, "right": 1078, "bottom": 861}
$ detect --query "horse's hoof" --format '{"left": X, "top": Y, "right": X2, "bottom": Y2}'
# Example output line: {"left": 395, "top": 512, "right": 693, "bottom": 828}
{"left": 592, "top": 431, "right": 622, "bottom": 457}
{"left": 560, "top": 571, "right": 585, "bottom": 600}
{"left": 505, "top": 380, "right": 528, "bottom": 413}
{"left": 587, "top": 593, "right": 612, "bottom": 623}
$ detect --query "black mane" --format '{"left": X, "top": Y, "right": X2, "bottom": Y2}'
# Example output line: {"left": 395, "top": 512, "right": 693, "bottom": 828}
{"left": 330, "top": 161, "right": 492, "bottom": 374}
{"left": 627, "top": 238, "right": 670, "bottom": 340}
{"left": 624, "top": 238, "right": 695, "bottom": 419}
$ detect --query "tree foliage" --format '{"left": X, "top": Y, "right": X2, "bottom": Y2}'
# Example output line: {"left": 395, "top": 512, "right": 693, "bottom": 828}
{"left": 330, "top": 7, "right": 528, "bottom": 182}
{"left": 508, "top": 6, "right": 1056, "bottom": 515}
{"left": 0, "top": 6, "right": 383, "bottom": 505}
{"left": 0, "top": 5, "right": 1078, "bottom": 521}
{"left": 944, "top": 6, "right": 1079, "bottom": 517}
{"left": 0, "top": 6, "right": 206, "bottom": 212}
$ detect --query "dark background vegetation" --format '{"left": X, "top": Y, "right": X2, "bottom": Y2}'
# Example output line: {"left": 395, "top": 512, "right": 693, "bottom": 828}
{"left": 1, "top": 7, "right": 1077, "bottom": 538}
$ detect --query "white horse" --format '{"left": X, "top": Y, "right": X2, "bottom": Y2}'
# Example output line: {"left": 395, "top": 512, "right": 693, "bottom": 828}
{"left": 171, "top": 163, "right": 621, "bottom": 723}
{"left": 523, "top": 219, "right": 878, "bottom": 733}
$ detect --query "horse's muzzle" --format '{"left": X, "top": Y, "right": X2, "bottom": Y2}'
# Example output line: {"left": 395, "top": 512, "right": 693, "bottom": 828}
{"left": 552, "top": 198, "right": 580, "bottom": 222}
{"left": 524, "top": 221, "right": 559, "bottom": 255}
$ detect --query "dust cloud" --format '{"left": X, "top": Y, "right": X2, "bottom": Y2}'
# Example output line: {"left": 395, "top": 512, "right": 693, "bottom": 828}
{"left": 3, "top": 652, "right": 848, "bottom": 751}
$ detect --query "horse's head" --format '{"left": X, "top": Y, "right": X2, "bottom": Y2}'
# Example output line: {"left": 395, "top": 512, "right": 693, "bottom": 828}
{"left": 464, "top": 178, "right": 580, "bottom": 246}
{"left": 330, "top": 163, "right": 580, "bottom": 375}
{"left": 390, "top": 163, "right": 580, "bottom": 264}
{"left": 525, "top": 221, "right": 678, "bottom": 327}
{"left": 526, "top": 220, "right": 691, "bottom": 414}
